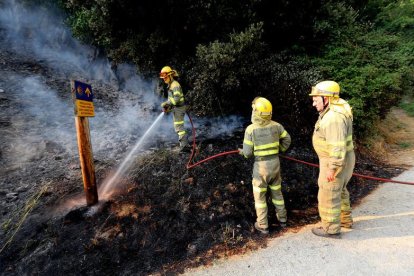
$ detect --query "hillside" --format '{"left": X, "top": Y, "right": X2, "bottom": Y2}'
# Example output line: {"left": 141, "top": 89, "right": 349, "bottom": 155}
{"left": 0, "top": 30, "right": 404, "bottom": 276}
{"left": 0, "top": 2, "right": 409, "bottom": 275}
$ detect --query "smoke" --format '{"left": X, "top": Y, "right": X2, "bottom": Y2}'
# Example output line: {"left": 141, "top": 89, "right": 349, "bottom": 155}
{"left": 190, "top": 115, "right": 245, "bottom": 140}
{"left": 0, "top": 72, "right": 169, "bottom": 165}
{"left": 0, "top": 75, "right": 74, "bottom": 166}
{"left": 0, "top": 0, "right": 166, "bottom": 162}
{"left": 0, "top": 0, "right": 245, "bottom": 182}
{"left": 0, "top": 0, "right": 116, "bottom": 83}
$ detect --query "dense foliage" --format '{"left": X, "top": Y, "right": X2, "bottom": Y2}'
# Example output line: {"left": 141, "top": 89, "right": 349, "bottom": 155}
{"left": 313, "top": 0, "right": 414, "bottom": 136}
{"left": 57, "top": 0, "right": 413, "bottom": 140}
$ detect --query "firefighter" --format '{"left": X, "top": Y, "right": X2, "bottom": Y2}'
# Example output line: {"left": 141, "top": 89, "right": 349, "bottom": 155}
{"left": 310, "top": 80, "right": 355, "bottom": 238}
{"left": 159, "top": 66, "right": 189, "bottom": 151}
{"left": 239, "top": 97, "right": 291, "bottom": 234}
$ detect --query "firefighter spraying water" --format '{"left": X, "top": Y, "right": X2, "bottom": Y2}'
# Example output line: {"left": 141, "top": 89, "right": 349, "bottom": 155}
{"left": 159, "top": 66, "right": 190, "bottom": 152}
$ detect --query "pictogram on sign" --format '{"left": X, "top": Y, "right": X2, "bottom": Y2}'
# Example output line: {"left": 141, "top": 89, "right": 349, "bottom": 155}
{"left": 71, "top": 80, "right": 95, "bottom": 117}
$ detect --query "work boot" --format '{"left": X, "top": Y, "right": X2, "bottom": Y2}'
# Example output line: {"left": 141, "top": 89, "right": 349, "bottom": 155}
{"left": 179, "top": 134, "right": 189, "bottom": 148}
{"left": 254, "top": 222, "right": 269, "bottom": 235}
{"left": 179, "top": 144, "right": 191, "bottom": 153}
{"left": 341, "top": 223, "right": 353, "bottom": 229}
{"left": 276, "top": 213, "right": 287, "bottom": 228}
{"left": 311, "top": 227, "right": 341, "bottom": 239}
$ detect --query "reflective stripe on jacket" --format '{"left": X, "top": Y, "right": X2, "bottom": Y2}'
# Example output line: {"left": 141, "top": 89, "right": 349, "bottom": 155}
{"left": 167, "top": 80, "right": 185, "bottom": 107}
{"left": 242, "top": 120, "right": 291, "bottom": 159}
{"left": 312, "top": 98, "right": 354, "bottom": 170}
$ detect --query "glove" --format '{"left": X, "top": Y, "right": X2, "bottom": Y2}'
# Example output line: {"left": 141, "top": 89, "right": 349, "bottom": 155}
{"left": 161, "top": 102, "right": 171, "bottom": 113}
{"left": 238, "top": 148, "right": 244, "bottom": 156}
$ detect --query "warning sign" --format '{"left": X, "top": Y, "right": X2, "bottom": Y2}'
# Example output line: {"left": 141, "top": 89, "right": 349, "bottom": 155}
{"left": 71, "top": 80, "right": 95, "bottom": 117}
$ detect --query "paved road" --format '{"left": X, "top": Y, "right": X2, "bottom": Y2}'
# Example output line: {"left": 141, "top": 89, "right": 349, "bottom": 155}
{"left": 185, "top": 168, "right": 414, "bottom": 276}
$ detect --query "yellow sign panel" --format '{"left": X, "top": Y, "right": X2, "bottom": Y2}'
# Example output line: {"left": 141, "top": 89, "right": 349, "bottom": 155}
{"left": 75, "top": 100, "right": 95, "bottom": 117}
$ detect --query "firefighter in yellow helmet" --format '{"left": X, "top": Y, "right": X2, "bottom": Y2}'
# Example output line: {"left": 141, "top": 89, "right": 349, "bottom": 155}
{"left": 239, "top": 97, "right": 291, "bottom": 234}
{"left": 159, "top": 66, "right": 189, "bottom": 151}
{"left": 310, "top": 80, "right": 355, "bottom": 238}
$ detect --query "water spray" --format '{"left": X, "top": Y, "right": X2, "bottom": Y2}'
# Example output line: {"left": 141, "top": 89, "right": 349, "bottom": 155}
{"left": 99, "top": 112, "right": 165, "bottom": 198}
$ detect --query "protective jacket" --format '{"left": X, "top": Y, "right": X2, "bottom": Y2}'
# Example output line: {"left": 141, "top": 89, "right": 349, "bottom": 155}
{"left": 162, "top": 80, "right": 188, "bottom": 149}
{"left": 242, "top": 115, "right": 291, "bottom": 159}
{"left": 312, "top": 98, "right": 355, "bottom": 233}
{"left": 241, "top": 114, "right": 291, "bottom": 228}
{"left": 312, "top": 98, "right": 354, "bottom": 170}
{"left": 166, "top": 80, "right": 185, "bottom": 107}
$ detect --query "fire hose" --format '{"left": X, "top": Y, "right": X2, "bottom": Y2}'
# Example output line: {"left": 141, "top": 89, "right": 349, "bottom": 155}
{"left": 185, "top": 112, "right": 239, "bottom": 169}
{"left": 279, "top": 155, "right": 414, "bottom": 186}
{"left": 184, "top": 113, "right": 414, "bottom": 185}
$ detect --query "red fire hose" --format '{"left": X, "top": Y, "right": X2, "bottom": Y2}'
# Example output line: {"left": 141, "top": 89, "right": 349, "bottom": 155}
{"left": 184, "top": 113, "right": 414, "bottom": 185}
{"left": 279, "top": 155, "right": 414, "bottom": 186}
{"left": 185, "top": 113, "right": 238, "bottom": 169}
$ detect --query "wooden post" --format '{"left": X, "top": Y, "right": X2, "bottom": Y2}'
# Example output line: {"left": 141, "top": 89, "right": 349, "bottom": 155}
{"left": 75, "top": 116, "right": 98, "bottom": 205}
{"left": 72, "top": 80, "right": 98, "bottom": 206}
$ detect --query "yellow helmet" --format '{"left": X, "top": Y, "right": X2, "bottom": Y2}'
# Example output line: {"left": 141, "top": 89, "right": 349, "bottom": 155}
{"left": 252, "top": 97, "right": 272, "bottom": 116}
{"left": 159, "top": 66, "right": 178, "bottom": 79}
{"left": 309, "top": 80, "right": 340, "bottom": 97}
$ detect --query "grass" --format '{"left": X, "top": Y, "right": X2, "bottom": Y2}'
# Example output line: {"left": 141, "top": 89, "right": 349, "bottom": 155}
{"left": 0, "top": 181, "right": 51, "bottom": 253}
{"left": 399, "top": 101, "right": 414, "bottom": 117}
{"left": 398, "top": 142, "right": 412, "bottom": 149}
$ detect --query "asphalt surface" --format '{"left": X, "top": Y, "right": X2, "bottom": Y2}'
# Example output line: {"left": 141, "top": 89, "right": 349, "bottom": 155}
{"left": 184, "top": 168, "right": 414, "bottom": 276}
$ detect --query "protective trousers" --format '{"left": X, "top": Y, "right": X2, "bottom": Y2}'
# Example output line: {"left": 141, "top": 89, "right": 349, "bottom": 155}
{"left": 252, "top": 157, "right": 287, "bottom": 229}
{"left": 172, "top": 105, "right": 188, "bottom": 148}
{"left": 318, "top": 151, "right": 355, "bottom": 234}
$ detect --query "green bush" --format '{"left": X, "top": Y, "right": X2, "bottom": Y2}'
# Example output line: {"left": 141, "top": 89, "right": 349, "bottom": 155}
{"left": 186, "top": 23, "right": 268, "bottom": 117}
{"left": 57, "top": 0, "right": 414, "bottom": 141}
{"left": 311, "top": 0, "right": 414, "bottom": 138}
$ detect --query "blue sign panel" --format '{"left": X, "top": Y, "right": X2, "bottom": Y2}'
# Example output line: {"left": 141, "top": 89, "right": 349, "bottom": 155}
{"left": 74, "top": 80, "right": 94, "bottom": 102}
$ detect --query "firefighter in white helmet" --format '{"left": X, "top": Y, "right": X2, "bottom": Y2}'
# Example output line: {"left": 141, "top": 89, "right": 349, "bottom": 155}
{"left": 159, "top": 66, "right": 189, "bottom": 151}
{"left": 310, "top": 80, "right": 355, "bottom": 238}
{"left": 239, "top": 97, "right": 291, "bottom": 234}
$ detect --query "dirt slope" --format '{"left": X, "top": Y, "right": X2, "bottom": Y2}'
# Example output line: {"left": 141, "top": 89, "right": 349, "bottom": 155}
{"left": 379, "top": 108, "right": 414, "bottom": 167}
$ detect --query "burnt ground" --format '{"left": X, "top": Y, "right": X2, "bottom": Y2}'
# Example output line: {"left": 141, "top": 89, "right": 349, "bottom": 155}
{"left": 0, "top": 45, "right": 406, "bottom": 275}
